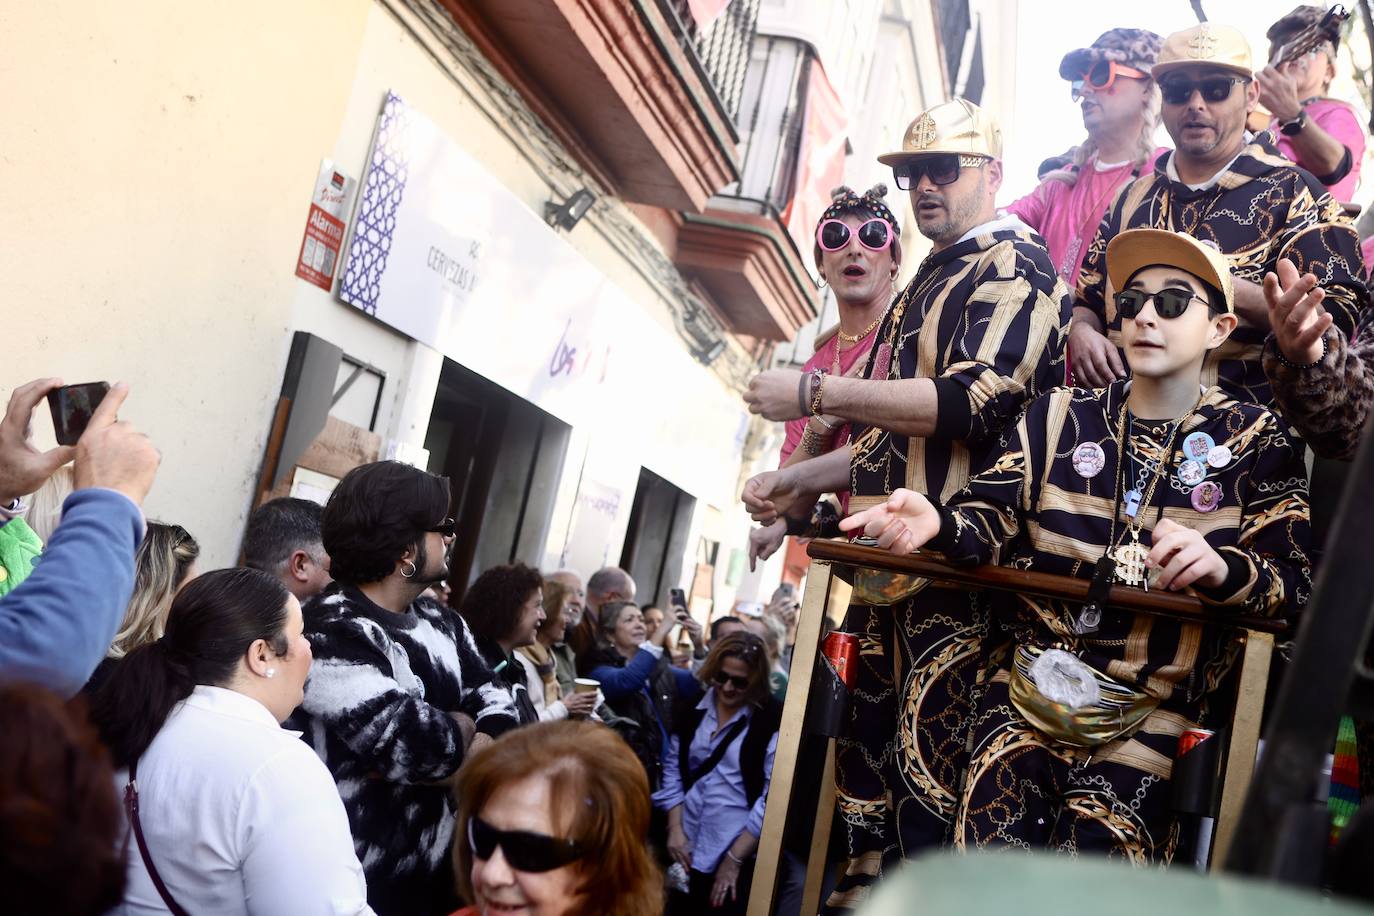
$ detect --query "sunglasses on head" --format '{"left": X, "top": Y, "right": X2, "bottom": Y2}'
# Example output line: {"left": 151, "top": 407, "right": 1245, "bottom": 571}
{"left": 1070, "top": 60, "right": 1148, "bottom": 100}
{"left": 817, "top": 218, "right": 894, "bottom": 252}
{"left": 712, "top": 672, "right": 751, "bottom": 690}
{"left": 892, "top": 154, "right": 988, "bottom": 190}
{"left": 428, "top": 516, "right": 457, "bottom": 537}
{"left": 1159, "top": 75, "right": 1248, "bottom": 106}
{"left": 468, "top": 815, "right": 586, "bottom": 873}
{"left": 1114, "top": 287, "right": 1212, "bottom": 319}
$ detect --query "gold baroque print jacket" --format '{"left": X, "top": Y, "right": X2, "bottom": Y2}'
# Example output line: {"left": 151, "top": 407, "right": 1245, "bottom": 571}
{"left": 923, "top": 382, "right": 1312, "bottom": 711}
{"left": 849, "top": 227, "right": 1071, "bottom": 511}
{"left": 1076, "top": 133, "right": 1368, "bottom": 409}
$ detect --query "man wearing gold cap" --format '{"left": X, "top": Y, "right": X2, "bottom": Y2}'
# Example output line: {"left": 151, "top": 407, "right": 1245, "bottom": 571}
{"left": 743, "top": 98, "right": 1069, "bottom": 906}
{"left": 843, "top": 228, "right": 1311, "bottom": 860}
{"left": 1069, "top": 22, "right": 1367, "bottom": 412}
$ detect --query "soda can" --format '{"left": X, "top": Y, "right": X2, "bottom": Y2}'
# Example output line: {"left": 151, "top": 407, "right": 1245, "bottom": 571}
{"left": 822, "top": 631, "right": 859, "bottom": 691}
{"left": 1177, "top": 727, "right": 1216, "bottom": 758}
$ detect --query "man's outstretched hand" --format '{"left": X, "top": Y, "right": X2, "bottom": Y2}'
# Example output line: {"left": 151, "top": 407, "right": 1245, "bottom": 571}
{"left": 838, "top": 488, "right": 941, "bottom": 556}
{"left": 1264, "top": 258, "right": 1333, "bottom": 367}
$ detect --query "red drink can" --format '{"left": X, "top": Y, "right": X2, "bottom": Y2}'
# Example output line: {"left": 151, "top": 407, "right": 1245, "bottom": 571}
{"left": 822, "top": 631, "right": 859, "bottom": 691}
{"left": 1177, "top": 727, "right": 1215, "bottom": 758}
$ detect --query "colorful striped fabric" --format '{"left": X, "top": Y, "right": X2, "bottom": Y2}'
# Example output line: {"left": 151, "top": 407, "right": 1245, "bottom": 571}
{"left": 1330, "top": 714, "right": 1361, "bottom": 844}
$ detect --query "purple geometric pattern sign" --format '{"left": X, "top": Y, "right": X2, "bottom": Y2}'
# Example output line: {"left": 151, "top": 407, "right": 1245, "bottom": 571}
{"left": 339, "top": 92, "right": 415, "bottom": 315}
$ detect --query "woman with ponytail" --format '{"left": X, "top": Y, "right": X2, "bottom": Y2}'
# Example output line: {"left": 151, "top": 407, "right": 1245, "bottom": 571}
{"left": 91, "top": 567, "right": 372, "bottom": 915}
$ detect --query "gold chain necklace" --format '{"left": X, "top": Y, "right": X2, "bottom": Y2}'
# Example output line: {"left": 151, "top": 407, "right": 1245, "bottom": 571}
{"left": 1107, "top": 398, "right": 1196, "bottom": 587}
{"left": 837, "top": 315, "right": 883, "bottom": 345}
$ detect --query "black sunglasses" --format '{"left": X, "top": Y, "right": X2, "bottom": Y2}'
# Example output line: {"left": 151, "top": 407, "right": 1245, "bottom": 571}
{"left": 712, "top": 672, "right": 751, "bottom": 690}
{"left": 468, "top": 815, "right": 586, "bottom": 873}
{"left": 428, "top": 516, "right": 457, "bottom": 537}
{"left": 1114, "top": 287, "right": 1210, "bottom": 319}
{"left": 1159, "top": 76, "right": 1247, "bottom": 106}
{"left": 892, "top": 154, "right": 986, "bottom": 190}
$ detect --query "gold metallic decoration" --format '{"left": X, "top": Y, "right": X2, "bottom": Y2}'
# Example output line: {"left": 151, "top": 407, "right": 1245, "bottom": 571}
{"left": 908, "top": 112, "right": 938, "bottom": 150}
{"left": 1188, "top": 23, "right": 1219, "bottom": 58}
{"left": 1112, "top": 537, "right": 1150, "bottom": 587}
{"left": 849, "top": 568, "right": 929, "bottom": 605}
{"left": 1008, "top": 645, "right": 1159, "bottom": 748}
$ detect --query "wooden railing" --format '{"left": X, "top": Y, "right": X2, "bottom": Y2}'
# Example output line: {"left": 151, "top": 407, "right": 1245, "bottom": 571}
{"left": 746, "top": 541, "right": 1282, "bottom": 915}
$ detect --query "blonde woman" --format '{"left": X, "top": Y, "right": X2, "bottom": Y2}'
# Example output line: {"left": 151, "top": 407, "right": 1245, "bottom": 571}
{"left": 84, "top": 522, "right": 199, "bottom": 693}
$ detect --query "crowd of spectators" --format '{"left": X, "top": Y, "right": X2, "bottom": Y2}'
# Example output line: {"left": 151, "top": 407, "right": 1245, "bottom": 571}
{"left": 0, "top": 381, "right": 790, "bottom": 915}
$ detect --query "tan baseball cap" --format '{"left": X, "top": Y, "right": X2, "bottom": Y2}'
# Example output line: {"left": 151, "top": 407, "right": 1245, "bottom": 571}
{"left": 1106, "top": 229, "right": 1234, "bottom": 313}
{"left": 1152, "top": 23, "right": 1254, "bottom": 81}
{"left": 877, "top": 99, "right": 1003, "bottom": 165}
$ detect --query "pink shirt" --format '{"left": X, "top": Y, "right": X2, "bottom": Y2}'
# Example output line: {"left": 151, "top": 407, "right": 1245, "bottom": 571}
{"left": 1005, "top": 149, "right": 1167, "bottom": 287}
{"left": 1272, "top": 98, "right": 1365, "bottom": 203}
{"left": 778, "top": 326, "right": 876, "bottom": 466}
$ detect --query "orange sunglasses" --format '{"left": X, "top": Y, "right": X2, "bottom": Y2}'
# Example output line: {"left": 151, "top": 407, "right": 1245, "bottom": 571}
{"left": 1071, "top": 60, "right": 1149, "bottom": 100}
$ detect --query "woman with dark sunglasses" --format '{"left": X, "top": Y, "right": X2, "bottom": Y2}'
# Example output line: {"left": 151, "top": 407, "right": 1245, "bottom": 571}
{"left": 655, "top": 632, "right": 780, "bottom": 916}
{"left": 451, "top": 720, "right": 663, "bottom": 916}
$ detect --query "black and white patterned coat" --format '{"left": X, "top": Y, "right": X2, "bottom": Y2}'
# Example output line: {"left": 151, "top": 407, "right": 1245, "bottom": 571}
{"left": 289, "top": 582, "right": 518, "bottom": 915}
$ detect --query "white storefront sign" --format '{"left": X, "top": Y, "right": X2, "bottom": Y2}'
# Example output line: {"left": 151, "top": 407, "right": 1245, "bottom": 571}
{"left": 337, "top": 92, "right": 747, "bottom": 507}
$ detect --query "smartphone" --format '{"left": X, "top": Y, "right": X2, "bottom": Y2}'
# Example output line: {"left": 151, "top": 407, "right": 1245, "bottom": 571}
{"left": 670, "top": 587, "right": 688, "bottom": 616}
{"left": 47, "top": 382, "right": 110, "bottom": 446}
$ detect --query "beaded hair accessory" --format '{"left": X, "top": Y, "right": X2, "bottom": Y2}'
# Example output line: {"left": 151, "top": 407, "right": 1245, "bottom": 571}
{"left": 819, "top": 184, "right": 901, "bottom": 235}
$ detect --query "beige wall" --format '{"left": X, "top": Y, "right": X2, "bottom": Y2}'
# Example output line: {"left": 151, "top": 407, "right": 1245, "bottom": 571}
{"left": 1, "top": 1, "right": 378, "bottom": 565}
{"left": 2, "top": 0, "right": 756, "bottom": 587}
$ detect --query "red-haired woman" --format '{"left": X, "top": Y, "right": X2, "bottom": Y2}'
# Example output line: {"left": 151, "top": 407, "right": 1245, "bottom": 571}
{"left": 450, "top": 719, "right": 663, "bottom": 916}
{"left": 656, "top": 632, "right": 780, "bottom": 916}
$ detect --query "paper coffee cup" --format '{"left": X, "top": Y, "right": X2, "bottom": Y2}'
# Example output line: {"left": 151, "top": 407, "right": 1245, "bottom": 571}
{"left": 573, "top": 678, "right": 600, "bottom": 694}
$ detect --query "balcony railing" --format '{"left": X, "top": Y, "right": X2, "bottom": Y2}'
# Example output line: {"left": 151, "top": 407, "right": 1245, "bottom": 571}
{"left": 657, "top": 0, "right": 762, "bottom": 125}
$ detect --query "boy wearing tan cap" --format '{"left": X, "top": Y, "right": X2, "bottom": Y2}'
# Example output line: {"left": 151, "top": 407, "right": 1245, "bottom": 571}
{"left": 1070, "top": 22, "right": 1366, "bottom": 416}
{"left": 843, "top": 228, "right": 1311, "bottom": 859}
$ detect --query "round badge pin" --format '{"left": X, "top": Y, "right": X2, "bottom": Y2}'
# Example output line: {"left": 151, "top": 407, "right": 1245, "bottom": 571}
{"left": 1072, "top": 441, "right": 1107, "bottom": 479}
{"left": 1191, "top": 480, "right": 1223, "bottom": 512}
{"left": 1206, "top": 444, "right": 1233, "bottom": 469}
{"left": 1182, "top": 432, "right": 1215, "bottom": 462}
{"left": 1177, "top": 459, "right": 1207, "bottom": 487}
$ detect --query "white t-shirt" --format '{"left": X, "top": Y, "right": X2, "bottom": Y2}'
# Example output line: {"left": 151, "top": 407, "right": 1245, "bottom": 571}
{"left": 115, "top": 685, "right": 372, "bottom": 915}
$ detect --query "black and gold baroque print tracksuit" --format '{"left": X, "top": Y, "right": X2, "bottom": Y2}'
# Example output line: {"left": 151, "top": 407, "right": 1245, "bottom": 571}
{"left": 826, "top": 227, "right": 1069, "bottom": 913}
{"left": 1077, "top": 133, "right": 1367, "bottom": 410}
{"left": 921, "top": 382, "right": 1310, "bottom": 861}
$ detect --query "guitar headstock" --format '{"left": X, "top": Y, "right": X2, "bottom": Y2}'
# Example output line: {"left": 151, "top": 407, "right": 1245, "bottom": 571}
{"left": 1268, "top": 4, "right": 1349, "bottom": 68}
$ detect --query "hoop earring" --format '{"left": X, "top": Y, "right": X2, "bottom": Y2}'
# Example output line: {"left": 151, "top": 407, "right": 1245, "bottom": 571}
{"left": 401, "top": 560, "right": 418, "bottom": 579}
{"left": 816, "top": 275, "right": 828, "bottom": 290}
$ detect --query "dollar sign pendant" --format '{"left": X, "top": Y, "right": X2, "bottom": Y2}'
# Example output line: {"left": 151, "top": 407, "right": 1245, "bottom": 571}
{"left": 1112, "top": 535, "right": 1149, "bottom": 587}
